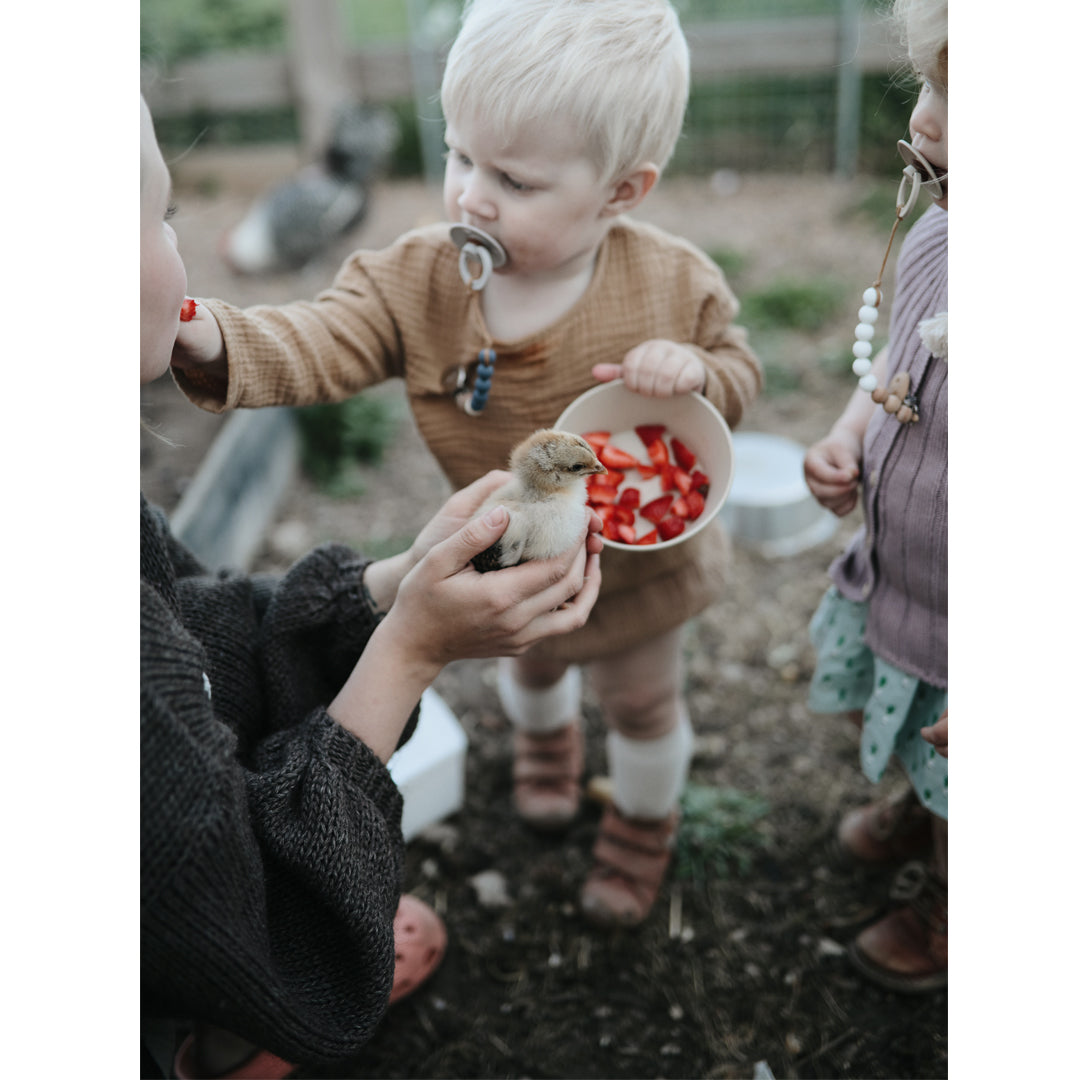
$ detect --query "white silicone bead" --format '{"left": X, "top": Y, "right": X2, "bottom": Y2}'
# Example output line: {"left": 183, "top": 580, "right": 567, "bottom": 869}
{"left": 858, "top": 305, "right": 879, "bottom": 324}
{"left": 859, "top": 373, "right": 878, "bottom": 392}
{"left": 852, "top": 357, "right": 872, "bottom": 377}
{"left": 852, "top": 340, "right": 873, "bottom": 359}
{"left": 855, "top": 322, "right": 875, "bottom": 341}
{"left": 863, "top": 286, "right": 880, "bottom": 306}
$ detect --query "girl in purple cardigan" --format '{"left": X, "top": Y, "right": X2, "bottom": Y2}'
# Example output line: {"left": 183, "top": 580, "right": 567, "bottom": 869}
{"left": 803, "top": 0, "right": 948, "bottom": 994}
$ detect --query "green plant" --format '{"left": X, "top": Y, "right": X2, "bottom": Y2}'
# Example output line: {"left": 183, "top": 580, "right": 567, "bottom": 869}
{"left": 294, "top": 395, "right": 398, "bottom": 494}
{"left": 706, "top": 246, "right": 749, "bottom": 282}
{"left": 740, "top": 276, "right": 846, "bottom": 332}
{"left": 675, "top": 781, "right": 770, "bottom": 883}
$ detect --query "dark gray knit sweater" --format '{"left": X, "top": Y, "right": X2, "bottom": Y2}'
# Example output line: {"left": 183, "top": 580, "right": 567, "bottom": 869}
{"left": 830, "top": 205, "right": 948, "bottom": 688}
{"left": 140, "top": 494, "right": 417, "bottom": 1067}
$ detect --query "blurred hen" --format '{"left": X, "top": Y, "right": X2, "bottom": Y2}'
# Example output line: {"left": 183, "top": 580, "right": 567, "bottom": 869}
{"left": 221, "top": 104, "right": 398, "bottom": 275}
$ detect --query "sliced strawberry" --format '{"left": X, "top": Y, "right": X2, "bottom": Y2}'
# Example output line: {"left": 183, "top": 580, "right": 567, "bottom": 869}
{"left": 587, "top": 486, "right": 618, "bottom": 505}
{"left": 670, "top": 496, "right": 690, "bottom": 519}
{"left": 657, "top": 516, "right": 686, "bottom": 541}
{"left": 617, "top": 486, "right": 641, "bottom": 510}
{"left": 589, "top": 469, "right": 624, "bottom": 490}
{"left": 645, "top": 438, "right": 670, "bottom": 468}
{"left": 634, "top": 424, "right": 667, "bottom": 446}
{"left": 641, "top": 494, "right": 674, "bottom": 524}
{"left": 690, "top": 469, "right": 711, "bottom": 495}
{"left": 602, "top": 519, "right": 622, "bottom": 540}
{"left": 636, "top": 528, "right": 658, "bottom": 545}
{"left": 598, "top": 444, "right": 642, "bottom": 470}
{"left": 179, "top": 298, "right": 198, "bottom": 322}
{"left": 637, "top": 465, "right": 658, "bottom": 480}
{"left": 611, "top": 505, "right": 635, "bottom": 526}
{"left": 658, "top": 464, "right": 677, "bottom": 491}
{"left": 616, "top": 523, "right": 637, "bottom": 545}
{"left": 685, "top": 489, "right": 706, "bottom": 519}
{"left": 672, "top": 467, "right": 694, "bottom": 495}
{"left": 595, "top": 505, "right": 618, "bottom": 522}
{"left": 583, "top": 430, "right": 611, "bottom": 449}
{"left": 671, "top": 437, "right": 696, "bottom": 471}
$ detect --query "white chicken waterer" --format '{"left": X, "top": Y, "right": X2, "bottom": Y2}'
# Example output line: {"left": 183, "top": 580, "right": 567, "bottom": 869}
{"left": 718, "top": 432, "right": 836, "bottom": 557}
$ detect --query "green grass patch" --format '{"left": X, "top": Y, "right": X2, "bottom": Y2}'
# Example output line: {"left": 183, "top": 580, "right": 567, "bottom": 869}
{"left": 294, "top": 395, "right": 399, "bottom": 495}
{"left": 740, "top": 276, "right": 846, "bottom": 333}
{"left": 675, "top": 781, "right": 771, "bottom": 883}
{"left": 707, "top": 246, "right": 750, "bottom": 282}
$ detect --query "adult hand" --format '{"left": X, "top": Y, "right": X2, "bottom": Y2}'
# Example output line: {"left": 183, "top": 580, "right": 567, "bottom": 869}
{"left": 804, "top": 428, "right": 862, "bottom": 516}
{"left": 592, "top": 340, "right": 706, "bottom": 397}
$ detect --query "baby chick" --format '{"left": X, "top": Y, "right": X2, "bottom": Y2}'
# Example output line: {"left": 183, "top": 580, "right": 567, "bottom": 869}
{"left": 471, "top": 429, "right": 606, "bottom": 573}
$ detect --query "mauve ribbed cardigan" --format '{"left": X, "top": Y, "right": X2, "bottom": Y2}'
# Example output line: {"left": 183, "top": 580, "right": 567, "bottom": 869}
{"left": 830, "top": 205, "right": 948, "bottom": 688}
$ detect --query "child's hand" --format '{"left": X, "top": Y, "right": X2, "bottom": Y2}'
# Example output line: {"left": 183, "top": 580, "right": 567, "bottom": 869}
{"left": 171, "top": 298, "right": 227, "bottom": 376}
{"left": 920, "top": 709, "right": 948, "bottom": 758}
{"left": 592, "top": 340, "right": 706, "bottom": 396}
{"left": 803, "top": 429, "right": 863, "bottom": 516}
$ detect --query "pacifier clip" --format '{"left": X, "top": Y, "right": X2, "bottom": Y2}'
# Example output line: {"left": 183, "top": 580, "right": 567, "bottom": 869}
{"left": 849, "top": 140, "right": 948, "bottom": 425}
{"left": 449, "top": 224, "right": 507, "bottom": 416}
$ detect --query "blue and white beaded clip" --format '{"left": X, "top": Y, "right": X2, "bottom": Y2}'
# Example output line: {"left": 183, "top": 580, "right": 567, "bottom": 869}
{"left": 851, "top": 140, "right": 948, "bottom": 413}
{"left": 449, "top": 224, "right": 508, "bottom": 415}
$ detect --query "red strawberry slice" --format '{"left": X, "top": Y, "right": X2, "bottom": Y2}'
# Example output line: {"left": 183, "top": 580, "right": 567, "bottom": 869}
{"left": 598, "top": 444, "right": 643, "bottom": 470}
{"left": 583, "top": 431, "right": 611, "bottom": 448}
{"left": 657, "top": 517, "right": 686, "bottom": 541}
{"left": 685, "top": 489, "right": 706, "bottom": 520}
{"left": 615, "top": 523, "right": 637, "bottom": 544}
{"left": 636, "top": 528, "right": 658, "bottom": 545}
{"left": 690, "top": 469, "right": 711, "bottom": 496}
{"left": 587, "top": 486, "right": 618, "bottom": 505}
{"left": 640, "top": 494, "right": 674, "bottom": 524}
{"left": 602, "top": 519, "right": 622, "bottom": 541}
{"left": 617, "top": 486, "right": 641, "bottom": 510}
{"left": 635, "top": 424, "right": 667, "bottom": 447}
{"left": 670, "top": 496, "right": 690, "bottom": 519}
{"left": 671, "top": 437, "right": 696, "bottom": 471}
{"left": 179, "top": 298, "right": 198, "bottom": 322}
{"left": 611, "top": 505, "right": 635, "bottom": 526}
{"left": 672, "top": 467, "right": 694, "bottom": 495}
{"left": 645, "top": 438, "right": 669, "bottom": 468}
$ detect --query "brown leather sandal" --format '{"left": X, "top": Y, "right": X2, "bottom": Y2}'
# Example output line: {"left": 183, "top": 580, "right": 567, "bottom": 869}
{"left": 837, "top": 786, "right": 933, "bottom": 863}
{"left": 580, "top": 805, "right": 678, "bottom": 928}
{"left": 848, "top": 860, "right": 947, "bottom": 993}
{"left": 512, "top": 720, "right": 584, "bottom": 830}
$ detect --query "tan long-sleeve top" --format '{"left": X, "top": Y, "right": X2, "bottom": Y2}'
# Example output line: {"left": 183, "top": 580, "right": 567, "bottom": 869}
{"left": 176, "top": 218, "right": 761, "bottom": 662}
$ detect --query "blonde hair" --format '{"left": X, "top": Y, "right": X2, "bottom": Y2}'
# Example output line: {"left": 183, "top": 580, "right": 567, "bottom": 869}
{"left": 440, "top": 0, "right": 690, "bottom": 183}
{"left": 894, "top": 0, "right": 948, "bottom": 89}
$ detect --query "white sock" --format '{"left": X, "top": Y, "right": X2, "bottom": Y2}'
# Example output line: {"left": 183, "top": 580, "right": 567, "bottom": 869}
{"left": 608, "top": 707, "right": 694, "bottom": 820}
{"left": 496, "top": 658, "right": 582, "bottom": 734}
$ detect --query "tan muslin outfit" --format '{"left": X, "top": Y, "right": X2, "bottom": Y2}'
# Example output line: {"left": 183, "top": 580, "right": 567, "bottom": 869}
{"left": 176, "top": 218, "right": 761, "bottom": 663}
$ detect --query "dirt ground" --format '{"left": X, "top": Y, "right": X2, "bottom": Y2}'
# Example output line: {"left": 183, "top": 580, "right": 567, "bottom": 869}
{"left": 141, "top": 147, "right": 946, "bottom": 1079}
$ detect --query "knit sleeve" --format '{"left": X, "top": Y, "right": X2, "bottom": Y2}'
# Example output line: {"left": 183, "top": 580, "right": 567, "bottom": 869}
{"left": 140, "top": 592, "right": 405, "bottom": 1062}
{"left": 684, "top": 256, "right": 762, "bottom": 429}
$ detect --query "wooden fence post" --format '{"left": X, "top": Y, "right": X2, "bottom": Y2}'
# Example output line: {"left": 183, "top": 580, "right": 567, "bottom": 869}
{"left": 284, "top": 0, "right": 350, "bottom": 156}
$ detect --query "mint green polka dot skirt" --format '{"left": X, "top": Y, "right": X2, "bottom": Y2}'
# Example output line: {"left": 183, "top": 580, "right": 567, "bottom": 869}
{"left": 808, "top": 587, "right": 947, "bottom": 819}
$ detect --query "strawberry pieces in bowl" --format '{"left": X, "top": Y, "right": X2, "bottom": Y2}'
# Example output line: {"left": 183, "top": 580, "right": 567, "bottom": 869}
{"left": 556, "top": 380, "right": 735, "bottom": 551}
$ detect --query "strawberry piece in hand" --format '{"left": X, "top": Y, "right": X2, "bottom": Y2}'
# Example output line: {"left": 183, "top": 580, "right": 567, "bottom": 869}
{"left": 179, "top": 298, "right": 198, "bottom": 322}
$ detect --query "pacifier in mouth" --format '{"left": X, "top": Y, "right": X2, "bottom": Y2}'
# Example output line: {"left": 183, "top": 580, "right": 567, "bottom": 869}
{"left": 450, "top": 223, "right": 508, "bottom": 291}
{"left": 897, "top": 139, "right": 947, "bottom": 204}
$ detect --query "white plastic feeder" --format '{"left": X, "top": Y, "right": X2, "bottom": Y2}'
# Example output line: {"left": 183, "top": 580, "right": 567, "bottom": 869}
{"left": 388, "top": 689, "right": 468, "bottom": 841}
{"left": 718, "top": 432, "right": 836, "bottom": 557}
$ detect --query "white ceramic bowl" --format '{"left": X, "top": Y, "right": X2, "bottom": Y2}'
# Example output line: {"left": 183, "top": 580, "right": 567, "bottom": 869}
{"left": 555, "top": 380, "right": 735, "bottom": 551}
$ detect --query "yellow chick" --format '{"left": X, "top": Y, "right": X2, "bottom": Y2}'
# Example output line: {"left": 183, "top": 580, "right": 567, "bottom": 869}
{"left": 471, "top": 429, "right": 606, "bottom": 573}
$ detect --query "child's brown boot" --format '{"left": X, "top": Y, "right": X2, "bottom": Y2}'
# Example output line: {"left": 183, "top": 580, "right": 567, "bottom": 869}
{"left": 838, "top": 786, "right": 933, "bottom": 863}
{"left": 512, "top": 719, "right": 584, "bottom": 830}
{"left": 580, "top": 805, "right": 678, "bottom": 927}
